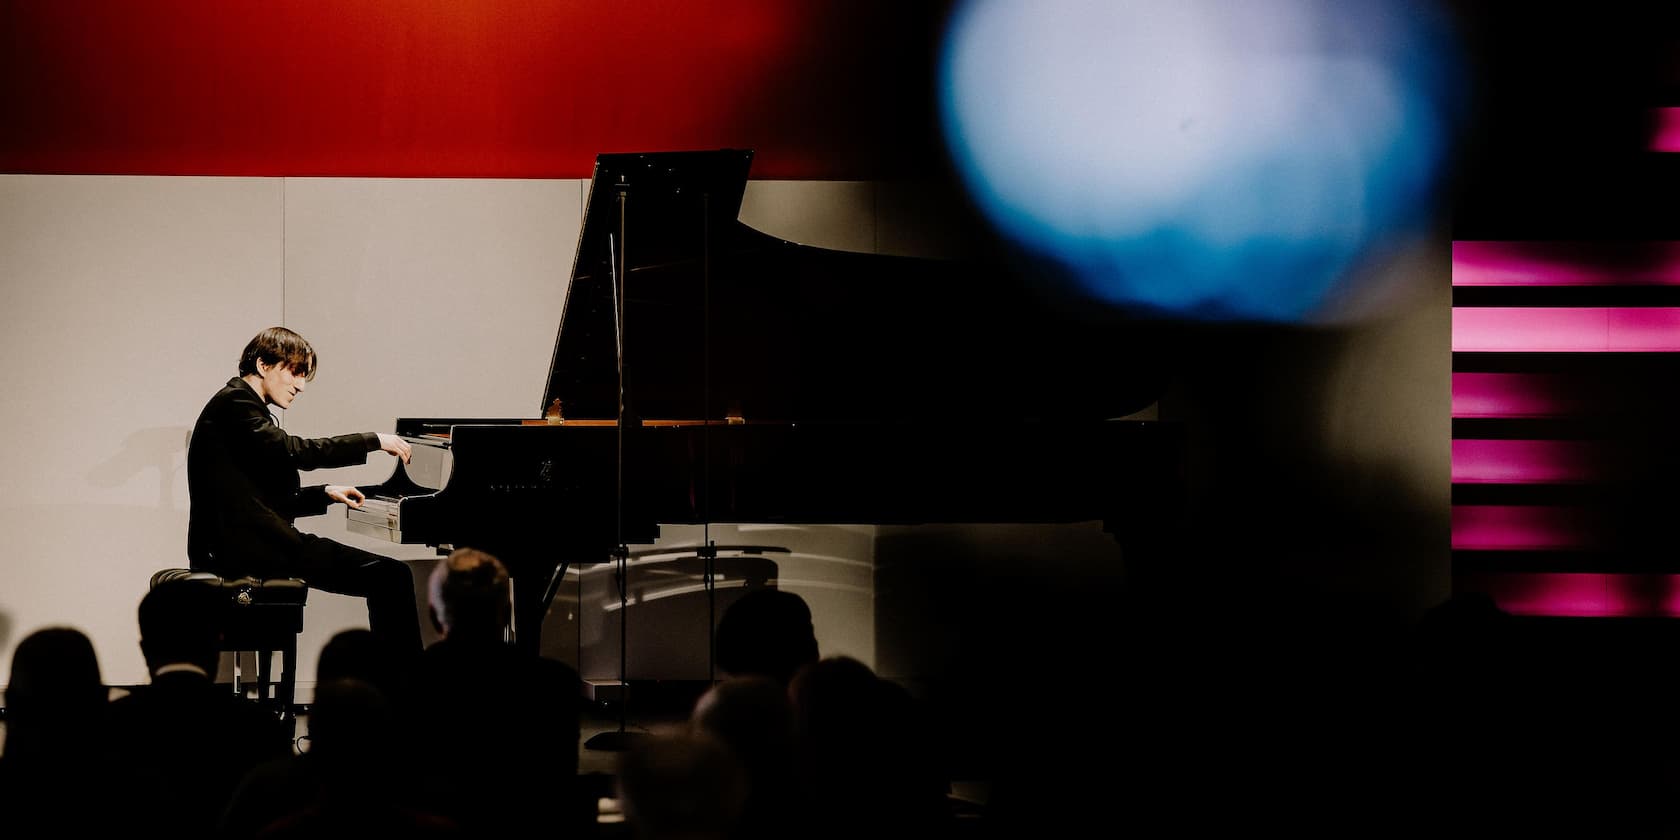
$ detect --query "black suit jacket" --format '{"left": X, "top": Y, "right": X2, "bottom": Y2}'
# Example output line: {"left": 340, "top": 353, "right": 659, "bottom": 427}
{"left": 187, "top": 377, "right": 378, "bottom": 573}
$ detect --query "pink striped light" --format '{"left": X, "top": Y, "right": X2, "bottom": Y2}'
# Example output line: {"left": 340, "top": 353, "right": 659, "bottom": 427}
{"left": 1457, "top": 573, "right": 1680, "bottom": 618}
{"left": 1452, "top": 505, "right": 1600, "bottom": 550}
{"left": 1452, "top": 308, "right": 1680, "bottom": 352}
{"left": 1451, "top": 372, "right": 1593, "bottom": 418}
{"left": 1451, "top": 439, "right": 1606, "bottom": 484}
{"left": 1651, "top": 108, "right": 1680, "bottom": 152}
{"left": 1453, "top": 240, "right": 1680, "bottom": 286}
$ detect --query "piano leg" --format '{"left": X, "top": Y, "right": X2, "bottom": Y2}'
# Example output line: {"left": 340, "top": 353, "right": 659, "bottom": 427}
{"left": 510, "top": 558, "right": 568, "bottom": 656}
{"left": 508, "top": 541, "right": 620, "bottom": 656}
{"left": 541, "top": 561, "right": 572, "bottom": 624}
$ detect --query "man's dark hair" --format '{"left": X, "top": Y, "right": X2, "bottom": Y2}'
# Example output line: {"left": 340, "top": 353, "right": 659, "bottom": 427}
{"left": 138, "top": 579, "right": 223, "bottom": 673}
{"left": 237, "top": 326, "right": 316, "bottom": 380}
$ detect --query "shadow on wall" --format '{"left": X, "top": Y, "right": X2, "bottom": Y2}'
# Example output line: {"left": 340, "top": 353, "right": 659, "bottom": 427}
{"left": 577, "top": 553, "right": 780, "bottom": 682}
{"left": 0, "top": 425, "right": 194, "bottom": 685}
{"left": 85, "top": 426, "right": 190, "bottom": 509}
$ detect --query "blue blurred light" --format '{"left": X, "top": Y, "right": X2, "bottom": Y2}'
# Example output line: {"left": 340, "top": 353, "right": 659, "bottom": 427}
{"left": 939, "top": 0, "right": 1461, "bottom": 323}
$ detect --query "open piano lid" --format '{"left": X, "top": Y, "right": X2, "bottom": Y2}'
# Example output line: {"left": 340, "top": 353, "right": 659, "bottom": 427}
{"left": 542, "top": 149, "right": 1168, "bottom": 424}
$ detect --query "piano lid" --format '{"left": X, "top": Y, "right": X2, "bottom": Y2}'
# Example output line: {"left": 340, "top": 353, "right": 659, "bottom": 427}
{"left": 543, "top": 149, "right": 1168, "bottom": 423}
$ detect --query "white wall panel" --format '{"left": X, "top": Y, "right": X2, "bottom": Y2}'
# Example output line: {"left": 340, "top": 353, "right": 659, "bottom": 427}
{"left": 0, "top": 175, "right": 283, "bottom": 685}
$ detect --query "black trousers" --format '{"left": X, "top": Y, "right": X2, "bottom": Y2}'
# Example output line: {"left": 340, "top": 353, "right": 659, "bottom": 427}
{"left": 200, "top": 533, "right": 423, "bottom": 656}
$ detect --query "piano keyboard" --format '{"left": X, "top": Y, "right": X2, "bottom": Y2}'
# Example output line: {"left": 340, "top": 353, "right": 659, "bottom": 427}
{"left": 345, "top": 434, "right": 451, "bottom": 543}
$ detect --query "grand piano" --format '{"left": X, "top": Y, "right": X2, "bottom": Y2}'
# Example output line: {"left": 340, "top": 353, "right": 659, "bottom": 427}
{"left": 349, "top": 149, "right": 1182, "bottom": 651}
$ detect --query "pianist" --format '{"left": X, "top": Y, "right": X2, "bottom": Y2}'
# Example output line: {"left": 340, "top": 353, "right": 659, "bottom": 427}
{"left": 186, "top": 326, "right": 423, "bottom": 656}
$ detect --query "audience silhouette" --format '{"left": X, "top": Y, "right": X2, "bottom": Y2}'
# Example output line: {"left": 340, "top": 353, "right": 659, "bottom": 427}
{"left": 690, "top": 676, "right": 799, "bottom": 840}
{"left": 314, "top": 625, "right": 414, "bottom": 705}
{"left": 220, "top": 629, "right": 449, "bottom": 838}
{"left": 18, "top": 558, "right": 1607, "bottom": 838}
{"left": 787, "top": 655, "right": 950, "bottom": 840}
{"left": 411, "top": 547, "right": 586, "bottom": 837}
{"left": 105, "top": 579, "right": 293, "bottom": 839}
{"left": 615, "top": 731, "right": 748, "bottom": 840}
{"left": 0, "top": 626, "right": 119, "bottom": 832}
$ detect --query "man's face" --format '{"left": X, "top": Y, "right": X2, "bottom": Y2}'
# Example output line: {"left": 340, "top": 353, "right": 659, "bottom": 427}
{"left": 257, "top": 359, "right": 307, "bottom": 409}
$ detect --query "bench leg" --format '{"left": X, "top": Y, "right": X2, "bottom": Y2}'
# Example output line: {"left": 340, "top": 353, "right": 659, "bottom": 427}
{"left": 257, "top": 648, "right": 274, "bottom": 702}
{"left": 279, "top": 637, "right": 298, "bottom": 720}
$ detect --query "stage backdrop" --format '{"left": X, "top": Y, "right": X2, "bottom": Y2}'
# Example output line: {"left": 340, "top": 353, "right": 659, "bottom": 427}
{"left": 0, "top": 0, "right": 948, "bottom": 179}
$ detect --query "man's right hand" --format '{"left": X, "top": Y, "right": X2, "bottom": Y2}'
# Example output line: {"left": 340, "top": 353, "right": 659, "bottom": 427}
{"left": 378, "top": 433, "right": 412, "bottom": 463}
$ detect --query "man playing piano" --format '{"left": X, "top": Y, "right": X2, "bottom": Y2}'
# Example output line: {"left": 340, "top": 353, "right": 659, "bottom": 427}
{"left": 187, "top": 326, "right": 423, "bottom": 656}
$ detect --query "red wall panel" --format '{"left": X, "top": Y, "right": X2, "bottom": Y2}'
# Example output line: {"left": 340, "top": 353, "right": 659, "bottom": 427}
{"left": 0, "top": 0, "right": 946, "bottom": 178}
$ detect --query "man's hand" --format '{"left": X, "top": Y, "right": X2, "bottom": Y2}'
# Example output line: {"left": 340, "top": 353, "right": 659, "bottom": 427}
{"left": 326, "top": 485, "right": 366, "bottom": 509}
{"left": 378, "top": 433, "right": 412, "bottom": 463}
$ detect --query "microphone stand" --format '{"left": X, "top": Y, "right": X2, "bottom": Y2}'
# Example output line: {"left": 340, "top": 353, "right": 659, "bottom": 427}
{"left": 586, "top": 183, "right": 641, "bottom": 752}
{"left": 701, "top": 191, "right": 717, "bottom": 686}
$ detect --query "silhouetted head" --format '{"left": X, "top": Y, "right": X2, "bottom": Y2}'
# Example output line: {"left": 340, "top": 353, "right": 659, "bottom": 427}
{"left": 138, "top": 579, "right": 223, "bottom": 675}
{"left": 714, "top": 588, "right": 818, "bottom": 685}
{"left": 306, "top": 677, "right": 394, "bottom": 760}
{"left": 3, "top": 626, "right": 104, "bottom": 757}
{"left": 318, "top": 628, "right": 380, "bottom": 683}
{"left": 616, "top": 732, "right": 748, "bottom": 840}
{"left": 692, "top": 675, "right": 796, "bottom": 782}
{"left": 318, "top": 628, "right": 410, "bottom": 703}
{"left": 427, "top": 548, "right": 511, "bottom": 641}
{"left": 788, "top": 655, "right": 893, "bottom": 742}
{"left": 788, "top": 656, "right": 947, "bottom": 828}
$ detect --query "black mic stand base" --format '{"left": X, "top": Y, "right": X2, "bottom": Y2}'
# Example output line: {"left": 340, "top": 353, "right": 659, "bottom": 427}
{"left": 586, "top": 543, "right": 637, "bottom": 752}
{"left": 584, "top": 729, "right": 645, "bottom": 751}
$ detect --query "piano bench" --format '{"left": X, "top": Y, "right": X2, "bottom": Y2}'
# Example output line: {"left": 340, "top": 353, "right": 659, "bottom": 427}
{"left": 148, "top": 569, "right": 308, "bottom": 718}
